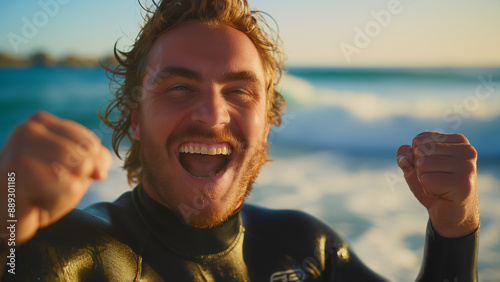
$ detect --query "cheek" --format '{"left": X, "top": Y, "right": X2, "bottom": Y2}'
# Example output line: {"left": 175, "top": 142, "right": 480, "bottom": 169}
{"left": 235, "top": 105, "right": 268, "bottom": 144}
{"left": 140, "top": 99, "right": 183, "bottom": 143}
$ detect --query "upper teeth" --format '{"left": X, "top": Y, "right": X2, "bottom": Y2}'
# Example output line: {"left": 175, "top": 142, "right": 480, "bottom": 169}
{"left": 179, "top": 144, "right": 232, "bottom": 155}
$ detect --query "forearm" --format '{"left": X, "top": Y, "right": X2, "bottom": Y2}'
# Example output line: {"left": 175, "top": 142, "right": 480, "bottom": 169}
{"left": 416, "top": 220, "right": 479, "bottom": 282}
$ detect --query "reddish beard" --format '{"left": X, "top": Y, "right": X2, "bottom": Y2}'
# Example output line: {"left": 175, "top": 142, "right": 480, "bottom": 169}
{"left": 140, "top": 123, "right": 269, "bottom": 228}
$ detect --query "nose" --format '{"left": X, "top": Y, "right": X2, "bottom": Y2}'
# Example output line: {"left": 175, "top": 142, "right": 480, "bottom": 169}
{"left": 190, "top": 87, "right": 230, "bottom": 128}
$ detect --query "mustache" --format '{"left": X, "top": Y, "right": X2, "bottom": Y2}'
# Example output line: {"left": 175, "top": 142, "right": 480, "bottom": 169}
{"left": 169, "top": 124, "right": 247, "bottom": 150}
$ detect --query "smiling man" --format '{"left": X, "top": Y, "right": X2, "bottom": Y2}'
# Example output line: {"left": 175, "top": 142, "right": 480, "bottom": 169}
{"left": 0, "top": 0, "right": 479, "bottom": 281}
{"left": 133, "top": 21, "right": 271, "bottom": 228}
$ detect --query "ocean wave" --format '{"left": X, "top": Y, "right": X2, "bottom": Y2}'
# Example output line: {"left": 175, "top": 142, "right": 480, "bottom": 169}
{"left": 270, "top": 74, "right": 500, "bottom": 157}
{"left": 280, "top": 74, "right": 500, "bottom": 121}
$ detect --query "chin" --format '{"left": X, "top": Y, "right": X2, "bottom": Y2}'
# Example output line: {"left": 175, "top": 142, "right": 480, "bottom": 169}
{"left": 141, "top": 139, "right": 267, "bottom": 228}
{"left": 176, "top": 179, "right": 251, "bottom": 228}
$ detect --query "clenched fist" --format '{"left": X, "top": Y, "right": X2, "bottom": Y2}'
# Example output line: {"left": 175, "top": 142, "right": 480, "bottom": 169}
{"left": 1, "top": 111, "right": 112, "bottom": 245}
{"left": 397, "top": 132, "right": 480, "bottom": 238}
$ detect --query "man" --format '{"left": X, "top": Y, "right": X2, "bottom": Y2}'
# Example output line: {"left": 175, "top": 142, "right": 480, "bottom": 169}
{"left": 1, "top": 0, "right": 479, "bottom": 281}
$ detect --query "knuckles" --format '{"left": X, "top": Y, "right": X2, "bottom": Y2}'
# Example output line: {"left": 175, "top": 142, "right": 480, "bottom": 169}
{"left": 11, "top": 115, "right": 45, "bottom": 141}
{"left": 412, "top": 132, "right": 469, "bottom": 148}
{"left": 29, "top": 110, "right": 54, "bottom": 123}
{"left": 460, "top": 159, "right": 477, "bottom": 175}
{"left": 411, "top": 132, "right": 477, "bottom": 162}
{"left": 461, "top": 144, "right": 478, "bottom": 161}
{"left": 4, "top": 111, "right": 103, "bottom": 179}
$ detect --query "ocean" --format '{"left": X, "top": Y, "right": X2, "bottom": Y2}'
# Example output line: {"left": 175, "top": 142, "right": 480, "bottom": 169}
{"left": 1, "top": 66, "right": 499, "bottom": 281}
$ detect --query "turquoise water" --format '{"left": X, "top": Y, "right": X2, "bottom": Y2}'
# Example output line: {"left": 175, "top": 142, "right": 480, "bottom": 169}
{"left": 2, "top": 66, "right": 499, "bottom": 159}
{"left": 1, "top": 66, "right": 499, "bottom": 281}
{"left": 278, "top": 67, "right": 500, "bottom": 160}
{"left": 0, "top": 66, "right": 111, "bottom": 146}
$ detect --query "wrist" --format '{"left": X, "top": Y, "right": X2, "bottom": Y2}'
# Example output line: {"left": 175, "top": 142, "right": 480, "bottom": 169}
{"left": 430, "top": 213, "right": 480, "bottom": 239}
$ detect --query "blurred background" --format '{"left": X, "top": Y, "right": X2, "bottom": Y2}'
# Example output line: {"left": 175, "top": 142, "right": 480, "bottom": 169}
{"left": 1, "top": 0, "right": 499, "bottom": 281}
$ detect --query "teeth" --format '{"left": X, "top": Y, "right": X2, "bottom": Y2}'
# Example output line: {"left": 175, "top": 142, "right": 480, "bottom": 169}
{"left": 201, "top": 146, "right": 208, "bottom": 154}
{"left": 179, "top": 144, "right": 232, "bottom": 155}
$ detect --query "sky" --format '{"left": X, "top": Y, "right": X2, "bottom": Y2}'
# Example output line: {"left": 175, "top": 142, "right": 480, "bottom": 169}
{"left": 1, "top": 0, "right": 500, "bottom": 67}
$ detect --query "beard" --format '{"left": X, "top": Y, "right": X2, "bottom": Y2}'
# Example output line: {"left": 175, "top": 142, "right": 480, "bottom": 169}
{"left": 140, "top": 123, "right": 269, "bottom": 228}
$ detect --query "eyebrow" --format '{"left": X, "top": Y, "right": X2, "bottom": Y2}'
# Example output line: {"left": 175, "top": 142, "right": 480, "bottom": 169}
{"left": 152, "top": 66, "right": 201, "bottom": 85}
{"left": 152, "top": 66, "right": 261, "bottom": 85}
{"left": 219, "top": 71, "right": 260, "bottom": 84}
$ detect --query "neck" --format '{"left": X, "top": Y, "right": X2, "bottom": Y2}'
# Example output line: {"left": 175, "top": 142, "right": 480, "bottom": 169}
{"left": 133, "top": 185, "right": 244, "bottom": 258}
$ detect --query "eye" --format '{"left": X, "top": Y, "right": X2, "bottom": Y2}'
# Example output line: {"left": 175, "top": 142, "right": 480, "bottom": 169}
{"left": 230, "top": 89, "right": 245, "bottom": 94}
{"left": 159, "top": 84, "right": 194, "bottom": 98}
{"left": 226, "top": 87, "right": 252, "bottom": 96}
{"left": 171, "top": 85, "right": 189, "bottom": 91}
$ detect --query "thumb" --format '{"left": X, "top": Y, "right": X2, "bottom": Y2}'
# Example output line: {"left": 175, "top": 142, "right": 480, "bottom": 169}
{"left": 397, "top": 145, "right": 430, "bottom": 207}
{"left": 91, "top": 145, "right": 113, "bottom": 180}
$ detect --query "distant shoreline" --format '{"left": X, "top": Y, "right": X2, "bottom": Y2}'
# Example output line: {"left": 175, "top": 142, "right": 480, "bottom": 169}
{"left": 2, "top": 52, "right": 499, "bottom": 70}
{"left": 0, "top": 52, "right": 117, "bottom": 68}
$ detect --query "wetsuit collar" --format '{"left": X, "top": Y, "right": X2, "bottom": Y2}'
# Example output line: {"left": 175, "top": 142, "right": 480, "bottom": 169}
{"left": 134, "top": 185, "right": 243, "bottom": 259}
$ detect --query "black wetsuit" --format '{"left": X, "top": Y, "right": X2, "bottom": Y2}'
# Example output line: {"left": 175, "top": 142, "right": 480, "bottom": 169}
{"left": 4, "top": 186, "right": 478, "bottom": 281}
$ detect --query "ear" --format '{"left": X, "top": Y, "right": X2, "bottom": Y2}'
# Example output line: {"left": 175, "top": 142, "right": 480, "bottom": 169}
{"left": 131, "top": 110, "right": 141, "bottom": 140}
{"left": 264, "top": 122, "right": 272, "bottom": 143}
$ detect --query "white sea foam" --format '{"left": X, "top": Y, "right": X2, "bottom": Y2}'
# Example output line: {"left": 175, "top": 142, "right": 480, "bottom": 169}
{"left": 280, "top": 74, "right": 500, "bottom": 121}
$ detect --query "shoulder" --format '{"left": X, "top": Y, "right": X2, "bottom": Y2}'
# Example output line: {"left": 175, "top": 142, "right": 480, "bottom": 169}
{"left": 241, "top": 204, "right": 347, "bottom": 248}
{"left": 23, "top": 208, "right": 121, "bottom": 246}
{"left": 12, "top": 193, "right": 141, "bottom": 280}
{"left": 84, "top": 190, "right": 137, "bottom": 226}
{"left": 241, "top": 204, "right": 328, "bottom": 228}
{"left": 241, "top": 203, "right": 335, "bottom": 232}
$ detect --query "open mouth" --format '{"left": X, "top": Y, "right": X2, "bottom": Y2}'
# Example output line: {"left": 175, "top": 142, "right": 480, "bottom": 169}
{"left": 178, "top": 142, "right": 233, "bottom": 179}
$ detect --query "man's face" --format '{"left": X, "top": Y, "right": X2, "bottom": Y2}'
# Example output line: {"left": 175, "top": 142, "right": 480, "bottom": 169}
{"left": 132, "top": 21, "right": 270, "bottom": 227}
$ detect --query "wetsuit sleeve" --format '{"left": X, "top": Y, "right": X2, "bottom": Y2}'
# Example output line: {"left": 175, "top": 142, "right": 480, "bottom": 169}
{"left": 416, "top": 220, "right": 479, "bottom": 282}
{"left": 324, "top": 220, "right": 478, "bottom": 281}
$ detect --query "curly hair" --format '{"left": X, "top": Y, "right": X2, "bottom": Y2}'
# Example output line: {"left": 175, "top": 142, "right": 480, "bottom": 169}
{"left": 100, "top": 0, "right": 287, "bottom": 186}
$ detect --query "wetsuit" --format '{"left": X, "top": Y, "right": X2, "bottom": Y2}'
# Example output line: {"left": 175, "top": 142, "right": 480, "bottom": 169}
{"left": 3, "top": 185, "right": 478, "bottom": 281}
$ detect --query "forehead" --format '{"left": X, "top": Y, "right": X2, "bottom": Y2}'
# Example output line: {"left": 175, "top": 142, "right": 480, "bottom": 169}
{"left": 146, "top": 21, "right": 265, "bottom": 82}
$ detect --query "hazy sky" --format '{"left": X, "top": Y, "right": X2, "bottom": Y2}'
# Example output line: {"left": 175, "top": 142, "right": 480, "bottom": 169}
{"left": 1, "top": 0, "right": 499, "bottom": 66}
